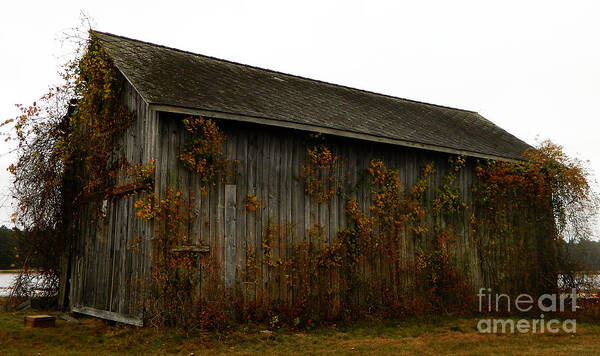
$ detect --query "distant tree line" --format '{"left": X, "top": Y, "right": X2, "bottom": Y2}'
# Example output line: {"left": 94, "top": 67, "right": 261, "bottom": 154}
{"left": 0, "top": 226, "right": 20, "bottom": 269}
{"left": 561, "top": 239, "right": 600, "bottom": 271}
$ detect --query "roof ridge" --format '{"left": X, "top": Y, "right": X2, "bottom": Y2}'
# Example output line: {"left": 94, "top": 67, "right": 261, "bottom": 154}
{"left": 91, "top": 30, "right": 479, "bottom": 114}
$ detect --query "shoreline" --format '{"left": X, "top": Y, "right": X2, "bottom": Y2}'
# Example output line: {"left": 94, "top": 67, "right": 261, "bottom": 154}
{"left": 0, "top": 270, "right": 26, "bottom": 274}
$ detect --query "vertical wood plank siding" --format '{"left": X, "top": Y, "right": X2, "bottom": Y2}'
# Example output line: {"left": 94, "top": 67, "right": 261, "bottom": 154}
{"left": 70, "top": 81, "right": 157, "bottom": 326}
{"left": 154, "top": 112, "right": 498, "bottom": 300}
{"left": 70, "top": 83, "right": 537, "bottom": 324}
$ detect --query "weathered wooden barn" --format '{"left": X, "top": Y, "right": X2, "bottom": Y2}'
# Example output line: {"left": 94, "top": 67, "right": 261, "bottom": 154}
{"left": 64, "top": 31, "right": 539, "bottom": 326}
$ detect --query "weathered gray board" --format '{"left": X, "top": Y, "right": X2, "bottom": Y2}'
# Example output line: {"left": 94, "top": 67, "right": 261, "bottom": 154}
{"left": 69, "top": 80, "right": 158, "bottom": 326}
{"left": 69, "top": 81, "right": 542, "bottom": 326}
{"left": 153, "top": 112, "right": 541, "bottom": 302}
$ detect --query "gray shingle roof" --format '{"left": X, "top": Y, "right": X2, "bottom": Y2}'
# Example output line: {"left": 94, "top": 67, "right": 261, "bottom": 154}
{"left": 93, "top": 30, "right": 530, "bottom": 161}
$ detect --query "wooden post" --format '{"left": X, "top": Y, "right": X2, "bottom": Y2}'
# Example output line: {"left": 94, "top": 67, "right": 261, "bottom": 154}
{"left": 224, "top": 185, "right": 237, "bottom": 288}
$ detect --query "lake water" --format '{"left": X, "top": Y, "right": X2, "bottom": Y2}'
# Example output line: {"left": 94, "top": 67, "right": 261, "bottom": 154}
{"left": 559, "top": 273, "right": 600, "bottom": 292}
{"left": 0, "top": 272, "right": 49, "bottom": 297}
{"left": 0, "top": 273, "right": 17, "bottom": 297}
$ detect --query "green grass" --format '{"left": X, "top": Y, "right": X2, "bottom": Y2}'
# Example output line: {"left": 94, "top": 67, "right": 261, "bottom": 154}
{"left": 1, "top": 309, "right": 600, "bottom": 355}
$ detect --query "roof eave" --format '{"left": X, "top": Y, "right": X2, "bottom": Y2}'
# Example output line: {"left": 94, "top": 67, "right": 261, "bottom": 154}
{"left": 148, "top": 103, "right": 524, "bottom": 163}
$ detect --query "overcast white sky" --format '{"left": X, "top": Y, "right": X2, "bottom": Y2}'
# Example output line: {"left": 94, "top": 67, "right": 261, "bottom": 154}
{"left": 0, "top": 1, "right": 598, "bottom": 236}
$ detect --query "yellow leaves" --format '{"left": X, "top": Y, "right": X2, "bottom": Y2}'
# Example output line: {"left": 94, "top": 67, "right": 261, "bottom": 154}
{"left": 301, "top": 144, "right": 345, "bottom": 203}
{"left": 0, "top": 118, "right": 14, "bottom": 127}
{"left": 422, "top": 163, "right": 435, "bottom": 177}
{"left": 307, "top": 146, "right": 335, "bottom": 169}
{"left": 365, "top": 159, "right": 433, "bottom": 239}
{"left": 244, "top": 193, "right": 262, "bottom": 212}
{"left": 473, "top": 140, "right": 593, "bottom": 247}
{"left": 127, "top": 161, "right": 156, "bottom": 184}
{"left": 262, "top": 221, "right": 280, "bottom": 265}
{"left": 368, "top": 159, "right": 388, "bottom": 185}
{"left": 432, "top": 180, "right": 466, "bottom": 217}
{"left": 134, "top": 196, "right": 156, "bottom": 221}
{"left": 179, "top": 117, "right": 231, "bottom": 186}
{"left": 453, "top": 155, "right": 466, "bottom": 172}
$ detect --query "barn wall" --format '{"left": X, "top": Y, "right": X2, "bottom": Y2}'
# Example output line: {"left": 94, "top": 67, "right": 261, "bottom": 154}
{"left": 70, "top": 90, "right": 545, "bottom": 324}
{"left": 155, "top": 112, "right": 496, "bottom": 303}
{"left": 69, "top": 80, "right": 158, "bottom": 325}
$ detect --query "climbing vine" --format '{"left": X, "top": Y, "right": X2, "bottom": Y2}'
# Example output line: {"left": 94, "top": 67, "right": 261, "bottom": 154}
{"left": 134, "top": 182, "right": 204, "bottom": 328}
{"left": 238, "top": 157, "right": 478, "bottom": 325}
{"left": 244, "top": 193, "right": 263, "bottom": 213}
{"left": 432, "top": 156, "right": 467, "bottom": 219}
{"left": 179, "top": 117, "right": 232, "bottom": 194}
{"left": 368, "top": 159, "right": 431, "bottom": 237}
{"left": 470, "top": 141, "right": 597, "bottom": 294}
{"left": 300, "top": 144, "right": 346, "bottom": 203}
{"left": 130, "top": 115, "right": 236, "bottom": 329}
{"left": 2, "top": 30, "right": 133, "bottom": 299}
{"left": 414, "top": 230, "right": 473, "bottom": 313}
